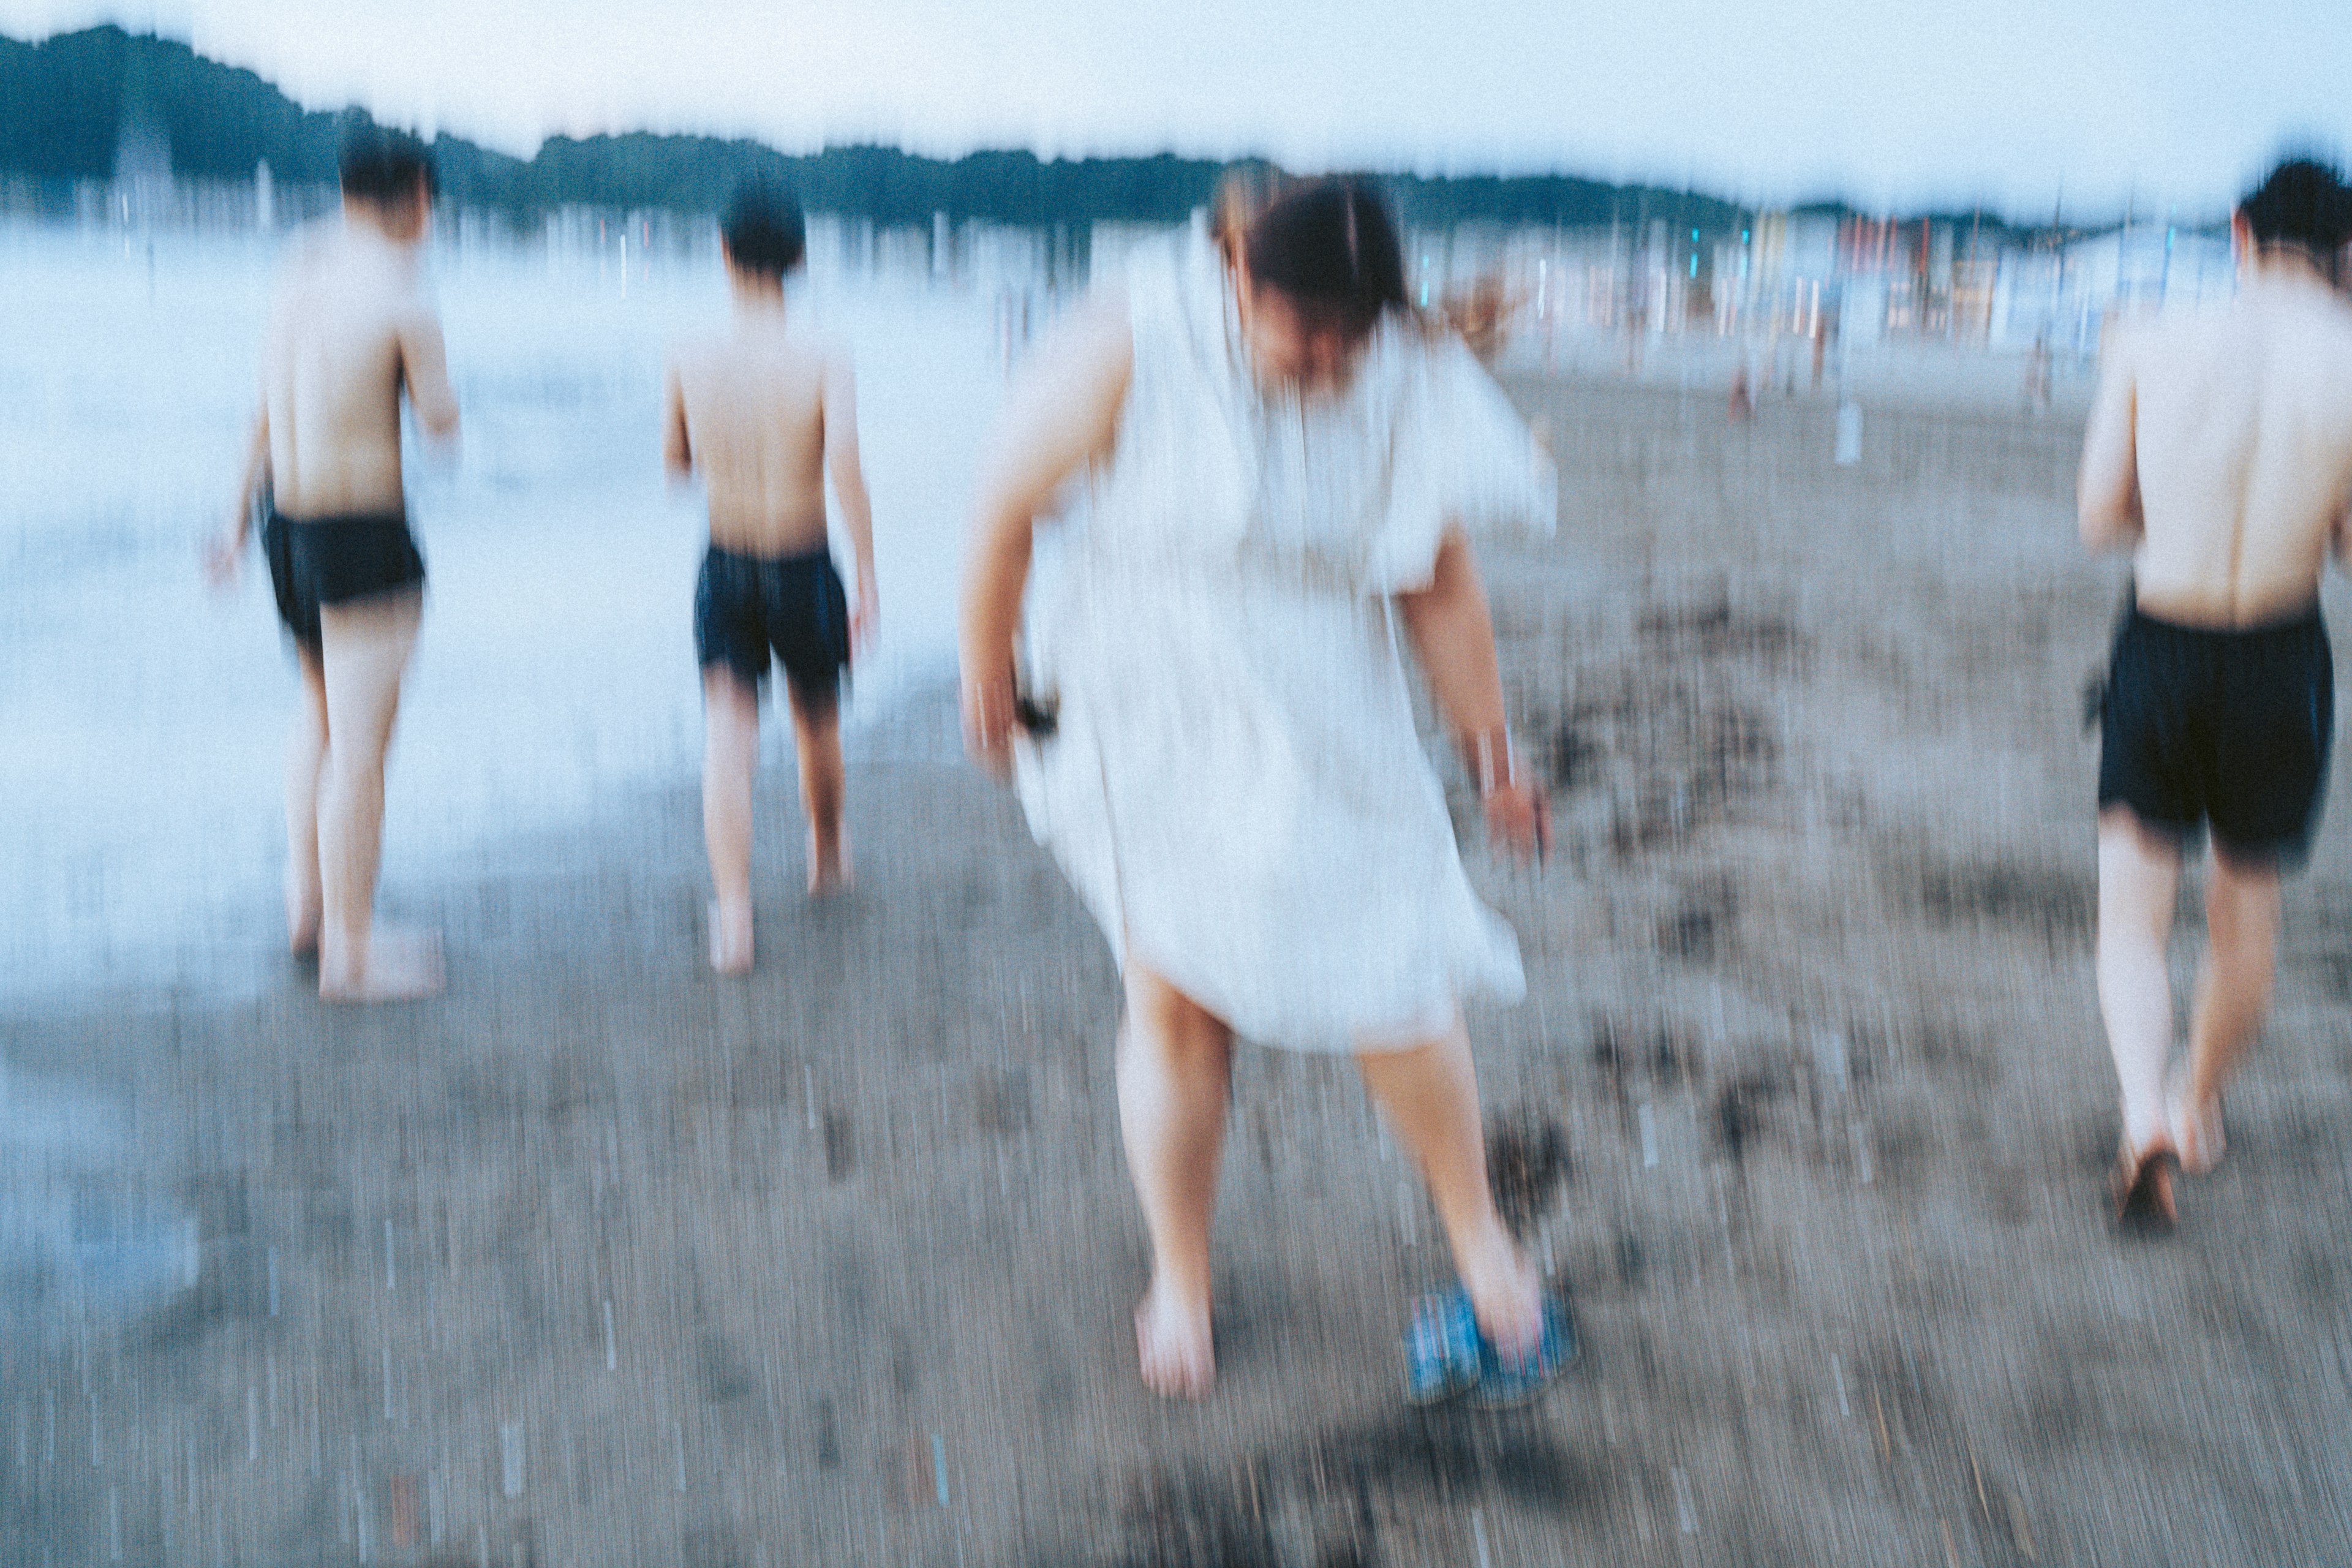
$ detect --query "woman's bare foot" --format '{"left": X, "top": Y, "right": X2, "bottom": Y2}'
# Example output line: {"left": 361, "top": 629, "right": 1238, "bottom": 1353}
{"left": 318, "top": 924, "right": 443, "bottom": 1003}
{"left": 286, "top": 888, "right": 322, "bottom": 959}
{"left": 1459, "top": 1234, "right": 1544, "bottom": 1365}
{"left": 2168, "top": 1087, "right": 2226, "bottom": 1176}
{"left": 1134, "top": 1280, "right": 1215, "bottom": 1399}
{"left": 808, "top": 826, "right": 853, "bottom": 897}
{"left": 2112, "top": 1131, "right": 2179, "bottom": 1231}
{"left": 709, "top": 900, "right": 754, "bottom": 976}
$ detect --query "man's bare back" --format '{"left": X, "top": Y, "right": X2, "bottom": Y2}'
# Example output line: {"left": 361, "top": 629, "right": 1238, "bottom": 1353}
{"left": 670, "top": 187, "right": 878, "bottom": 974}
{"left": 2082, "top": 159, "right": 2352, "bottom": 1231}
{"left": 665, "top": 317, "right": 853, "bottom": 558}
{"left": 2081, "top": 271, "right": 2352, "bottom": 627}
{"left": 264, "top": 228, "right": 458, "bottom": 520}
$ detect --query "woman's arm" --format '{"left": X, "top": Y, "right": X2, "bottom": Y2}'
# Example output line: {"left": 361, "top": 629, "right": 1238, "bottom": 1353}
{"left": 1395, "top": 527, "right": 1548, "bottom": 860}
{"left": 959, "top": 289, "right": 1133, "bottom": 776}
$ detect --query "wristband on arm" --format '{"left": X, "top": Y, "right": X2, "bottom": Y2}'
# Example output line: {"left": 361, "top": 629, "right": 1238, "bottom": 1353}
{"left": 1464, "top": 726, "right": 1523, "bottom": 797}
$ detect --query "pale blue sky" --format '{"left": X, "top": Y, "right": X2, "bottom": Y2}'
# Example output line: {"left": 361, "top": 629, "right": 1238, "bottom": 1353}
{"left": 7, "top": 0, "right": 2348, "bottom": 221}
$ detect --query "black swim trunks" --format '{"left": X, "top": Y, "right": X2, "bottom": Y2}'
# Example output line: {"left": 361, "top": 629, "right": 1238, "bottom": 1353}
{"left": 2098, "top": 594, "right": 2334, "bottom": 865}
{"left": 693, "top": 543, "right": 851, "bottom": 712}
{"left": 261, "top": 508, "right": 427, "bottom": 654}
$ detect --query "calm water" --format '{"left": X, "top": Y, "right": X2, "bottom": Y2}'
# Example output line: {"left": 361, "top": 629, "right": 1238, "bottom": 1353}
{"left": 0, "top": 219, "right": 1041, "bottom": 1002}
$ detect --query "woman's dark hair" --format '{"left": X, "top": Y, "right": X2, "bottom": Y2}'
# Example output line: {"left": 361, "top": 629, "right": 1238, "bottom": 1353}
{"left": 723, "top": 181, "right": 807, "bottom": 277}
{"left": 2239, "top": 157, "right": 2352, "bottom": 266}
{"left": 338, "top": 124, "right": 436, "bottom": 206}
{"left": 1212, "top": 162, "right": 1286, "bottom": 263}
{"left": 1242, "top": 178, "right": 1409, "bottom": 341}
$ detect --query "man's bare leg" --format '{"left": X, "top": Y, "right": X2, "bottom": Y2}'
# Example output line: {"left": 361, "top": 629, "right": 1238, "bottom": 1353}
{"left": 1357, "top": 1021, "right": 1544, "bottom": 1359}
{"left": 1117, "top": 965, "right": 1233, "bottom": 1398}
{"left": 2095, "top": 808, "right": 2184, "bottom": 1153}
{"left": 2174, "top": 848, "right": 2282, "bottom": 1172}
{"left": 284, "top": 648, "right": 329, "bottom": 956}
{"left": 703, "top": 669, "right": 760, "bottom": 975}
{"left": 315, "top": 594, "right": 440, "bottom": 1001}
{"left": 786, "top": 684, "right": 849, "bottom": 894}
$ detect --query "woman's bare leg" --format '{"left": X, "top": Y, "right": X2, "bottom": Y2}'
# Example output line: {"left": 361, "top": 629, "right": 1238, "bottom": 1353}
{"left": 285, "top": 647, "right": 330, "bottom": 956}
{"left": 703, "top": 669, "right": 761, "bottom": 974}
{"left": 1117, "top": 963, "right": 1234, "bottom": 1398}
{"left": 1357, "top": 1020, "right": 1543, "bottom": 1359}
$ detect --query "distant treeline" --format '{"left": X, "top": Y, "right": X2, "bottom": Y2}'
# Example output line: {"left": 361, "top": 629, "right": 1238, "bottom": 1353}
{"left": 1, "top": 24, "right": 1760, "bottom": 235}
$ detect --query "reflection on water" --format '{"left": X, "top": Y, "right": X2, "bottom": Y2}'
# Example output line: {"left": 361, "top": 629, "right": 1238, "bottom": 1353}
{"left": 0, "top": 1065, "right": 200, "bottom": 1344}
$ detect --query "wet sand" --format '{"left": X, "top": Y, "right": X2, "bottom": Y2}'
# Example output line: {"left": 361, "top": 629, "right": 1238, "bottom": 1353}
{"left": 9, "top": 372, "right": 2352, "bottom": 1566}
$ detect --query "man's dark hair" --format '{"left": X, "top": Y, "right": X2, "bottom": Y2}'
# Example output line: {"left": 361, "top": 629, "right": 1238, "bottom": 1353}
{"left": 2239, "top": 157, "right": 2352, "bottom": 265}
{"left": 723, "top": 181, "right": 807, "bottom": 277}
{"left": 338, "top": 123, "right": 436, "bottom": 206}
{"left": 1242, "top": 177, "right": 1409, "bottom": 342}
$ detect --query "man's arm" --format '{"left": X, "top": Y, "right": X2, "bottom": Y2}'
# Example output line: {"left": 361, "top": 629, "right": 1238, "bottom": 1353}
{"left": 959, "top": 288, "right": 1131, "bottom": 776}
{"left": 206, "top": 404, "right": 270, "bottom": 587}
{"left": 395, "top": 305, "right": 461, "bottom": 446}
{"left": 2078, "top": 326, "right": 2141, "bottom": 550}
{"left": 662, "top": 364, "right": 693, "bottom": 480}
{"left": 820, "top": 344, "right": 879, "bottom": 645}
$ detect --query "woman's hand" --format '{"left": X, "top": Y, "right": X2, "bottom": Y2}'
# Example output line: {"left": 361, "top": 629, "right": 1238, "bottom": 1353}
{"left": 1483, "top": 778, "right": 1550, "bottom": 864}
{"left": 1465, "top": 726, "right": 1548, "bottom": 864}
{"left": 960, "top": 653, "right": 1020, "bottom": 782}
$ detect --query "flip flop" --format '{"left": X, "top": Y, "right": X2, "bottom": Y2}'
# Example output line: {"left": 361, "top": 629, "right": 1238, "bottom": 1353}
{"left": 1471, "top": 1293, "right": 1577, "bottom": 1409}
{"left": 1404, "top": 1287, "right": 1483, "bottom": 1406}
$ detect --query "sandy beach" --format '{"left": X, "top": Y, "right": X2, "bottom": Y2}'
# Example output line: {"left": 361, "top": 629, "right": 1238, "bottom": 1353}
{"left": 7, "top": 366, "right": 2352, "bottom": 1567}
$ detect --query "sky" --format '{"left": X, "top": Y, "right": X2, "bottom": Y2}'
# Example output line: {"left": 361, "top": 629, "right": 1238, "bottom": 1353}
{"left": 6, "top": 0, "right": 2350, "bottom": 222}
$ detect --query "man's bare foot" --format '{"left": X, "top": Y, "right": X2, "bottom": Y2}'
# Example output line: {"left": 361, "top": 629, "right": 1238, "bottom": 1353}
{"left": 1460, "top": 1238, "right": 1544, "bottom": 1365}
{"left": 2169, "top": 1087, "right": 2226, "bottom": 1176}
{"left": 709, "top": 900, "right": 754, "bottom": 976}
{"left": 808, "top": 826, "right": 852, "bottom": 897}
{"left": 1134, "top": 1280, "right": 1215, "bottom": 1399}
{"left": 318, "top": 925, "right": 443, "bottom": 1003}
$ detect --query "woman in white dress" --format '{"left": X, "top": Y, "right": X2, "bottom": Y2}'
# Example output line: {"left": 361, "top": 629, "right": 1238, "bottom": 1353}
{"left": 960, "top": 179, "right": 1558, "bottom": 1398}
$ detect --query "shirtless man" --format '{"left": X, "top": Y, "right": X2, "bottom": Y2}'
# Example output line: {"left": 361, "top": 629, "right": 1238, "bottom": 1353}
{"left": 2079, "top": 158, "right": 2352, "bottom": 1227}
{"left": 665, "top": 182, "right": 878, "bottom": 974}
{"left": 208, "top": 126, "right": 458, "bottom": 1001}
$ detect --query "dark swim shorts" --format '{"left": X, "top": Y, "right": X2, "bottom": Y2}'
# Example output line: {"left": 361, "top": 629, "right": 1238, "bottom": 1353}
{"left": 261, "top": 508, "right": 428, "bottom": 654}
{"left": 2097, "top": 595, "right": 2335, "bottom": 866}
{"left": 693, "top": 543, "right": 851, "bottom": 712}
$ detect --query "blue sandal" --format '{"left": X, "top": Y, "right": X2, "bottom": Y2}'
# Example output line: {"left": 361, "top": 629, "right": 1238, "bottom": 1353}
{"left": 1471, "top": 1294, "right": 1577, "bottom": 1408}
{"left": 1405, "top": 1287, "right": 1484, "bottom": 1405}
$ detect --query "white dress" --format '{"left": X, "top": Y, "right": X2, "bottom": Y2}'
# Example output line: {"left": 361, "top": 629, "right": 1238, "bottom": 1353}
{"left": 1015, "top": 235, "right": 1558, "bottom": 1052}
